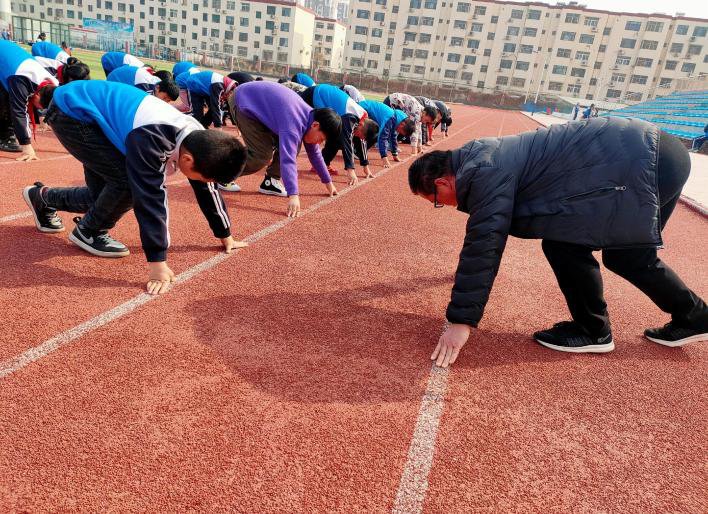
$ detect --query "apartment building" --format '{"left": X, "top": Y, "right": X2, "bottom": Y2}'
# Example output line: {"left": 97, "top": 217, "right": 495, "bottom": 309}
{"left": 302, "top": 0, "right": 335, "bottom": 18}
{"left": 313, "top": 16, "right": 346, "bottom": 70}
{"left": 12, "top": 0, "right": 317, "bottom": 68}
{"left": 343, "top": 0, "right": 708, "bottom": 103}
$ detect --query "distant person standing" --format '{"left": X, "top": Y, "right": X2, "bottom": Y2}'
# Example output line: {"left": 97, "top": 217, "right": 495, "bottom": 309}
{"left": 572, "top": 103, "right": 580, "bottom": 120}
{"left": 1, "top": 28, "right": 10, "bottom": 41}
{"left": 36, "top": 32, "right": 47, "bottom": 42}
{"left": 582, "top": 104, "right": 595, "bottom": 120}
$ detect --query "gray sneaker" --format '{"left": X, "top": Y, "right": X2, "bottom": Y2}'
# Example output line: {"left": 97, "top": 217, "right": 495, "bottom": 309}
{"left": 68, "top": 217, "right": 130, "bottom": 258}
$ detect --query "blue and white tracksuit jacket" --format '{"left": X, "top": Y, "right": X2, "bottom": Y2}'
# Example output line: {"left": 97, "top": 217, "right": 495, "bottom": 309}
{"left": 359, "top": 100, "right": 407, "bottom": 158}
{"left": 51, "top": 80, "right": 231, "bottom": 262}
{"left": 107, "top": 66, "right": 161, "bottom": 93}
{"left": 0, "top": 40, "right": 58, "bottom": 144}
{"left": 184, "top": 71, "right": 225, "bottom": 127}
{"left": 100, "top": 51, "right": 145, "bottom": 76}
{"left": 31, "top": 41, "right": 70, "bottom": 76}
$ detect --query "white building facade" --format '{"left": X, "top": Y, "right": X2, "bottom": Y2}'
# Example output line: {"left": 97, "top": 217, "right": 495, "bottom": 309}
{"left": 343, "top": 0, "right": 708, "bottom": 103}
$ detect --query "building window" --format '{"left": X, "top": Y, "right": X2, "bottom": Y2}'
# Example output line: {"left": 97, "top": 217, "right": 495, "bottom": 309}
{"left": 641, "top": 40, "right": 658, "bottom": 50}
{"left": 372, "top": 28, "right": 383, "bottom": 37}
{"left": 560, "top": 31, "right": 576, "bottom": 41}
{"left": 445, "top": 70, "right": 458, "bottom": 79}
{"left": 552, "top": 65, "right": 567, "bottom": 74}
{"left": 670, "top": 42, "right": 683, "bottom": 53}
{"left": 527, "top": 9, "right": 541, "bottom": 20}
{"left": 548, "top": 81, "right": 563, "bottom": 91}
{"left": 353, "top": 42, "right": 366, "bottom": 51}
{"left": 516, "top": 61, "right": 529, "bottom": 71}
{"left": 450, "top": 37, "right": 463, "bottom": 46}
{"left": 400, "top": 64, "right": 411, "bottom": 73}
{"left": 355, "top": 26, "right": 368, "bottom": 35}
{"left": 457, "top": 2, "right": 470, "bottom": 13}
{"left": 419, "top": 33, "right": 431, "bottom": 43}
{"left": 511, "top": 77, "right": 525, "bottom": 88}
{"left": 356, "top": 9, "right": 369, "bottom": 18}
{"left": 496, "top": 76, "right": 508, "bottom": 85}
{"left": 687, "top": 44, "right": 702, "bottom": 55}
{"left": 409, "top": 0, "right": 421, "bottom": 7}
{"left": 665, "top": 60, "right": 677, "bottom": 70}
{"left": 415, "top": 49, "right": 427, "bottom": 58}
{"left": 282, "top": 7, "right": 290, "bottom": 15}
{"left": 464, "top": 55, "right": 475, "bottom": 64}
{"left": 471, "top": 22, "right": 483, "bottom": 32}
{"left": 645, "top": 21, "right": 663, "bottom": 32}
{"left": 238, "top": 32, "right": 247, "bottom": 42}
{"left": 681, "top": 63, "right": 696, "bottom": 73}
{"left": 567, "top": 84, "right": 581, "bottom": 94}
{"left": 675, "top": 24, "right": 688, "bottom": 35}
{"left": 500, "top": 59, "right": 512, "bottom": 69}
{"left": 659, "top": 77, "right": 672, "bottom": 88}
{"left": 570, "top": 68, "right": 585, "bottom": 77}
{"left": 371, "top": 45, "right": 381, "bottom": 53}
{"left": 507, "top": 26, "right": 520, "bottom": 36}
{"left": 454, "top": 20, "right": 466, "bottom": 30}
{"left": 606, "top": 89, "right": 621, "bottom": 98}
{"left": 483, "top": 49, "right": 491, "bottom": 56}
{"left": 557, "top": 48, "right": 571, "bottom": 58}
{"left": 421, "top": 16, "right": 434, "bottom": 25}
{"left": 616, "top": 56, "right": 630, "bottom": 66}
{"left": 280, "top": 22, "right": 289, "bottom": 31}
{"left": 407, "top": 16, "right": 419, "bottom": 25}
{"left": 510, "top": 9, "right": 523, "bottom": 19}
{"left": 423, "top": 0, "right": 436, "bottom": 8}
{"left": 620, "top": 38, "right": 636, "bottom": 49}
{"left": 610, "top": 73, "right": 625, "bottom": 83}
{"left": 630, "top": 75, "right": 647, "bottom": 84}
{"left": 374, "top": 12, "right": 384, "bottom": 21}
{"left": 467, "top": 39, "right": 479, "bottom": 49}
{"left": 579, "top": 34, "right": 594, "bottom": 44}
{"left": 584, "top": 16, "right": 599, "bottom": 27}
{"left": 693, "top": 26, "right": 707, "bottom": 37}
{"left": 635, "top": 58, "right": 653, "bottom": 67}
{"left": 461, "top": 72, "right": 473, "bottom": 81}
{"left": 576, "top": 51, "right": 590, "bottom": 61}
{"left": 404, "top": 32, "right": 416, "bottom": 42}
{"left": 447, "top": 53, "right": 460, "bottom": 62}
{"left": 625, "top": 21, "right": 641, "bottom": 31}
{"left": 520, "top": 44, "right": 533, "bottom": 54}
{"left": 565, "top": 13, "right": 579, "bottom": 24}
{"left": 503, "top": 43, "right": 516, "bottom": 52}
{"left": 523, "top": 27, "right": 537, "bottom": 37}
{"left": 474, "top": 5, "right": 485, "bottom": 15}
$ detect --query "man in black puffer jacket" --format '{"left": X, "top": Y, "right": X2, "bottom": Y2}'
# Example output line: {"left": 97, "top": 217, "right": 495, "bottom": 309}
{"left": 409, "top": 117, "right": 708, "bottom": 366}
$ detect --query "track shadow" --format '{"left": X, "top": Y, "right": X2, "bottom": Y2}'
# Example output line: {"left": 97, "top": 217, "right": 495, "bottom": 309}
{"left": 186, "top": 275, "right": 452, "bottom": 404}
{"left": 0, "top": 224, "right": 141, "bottom": 289}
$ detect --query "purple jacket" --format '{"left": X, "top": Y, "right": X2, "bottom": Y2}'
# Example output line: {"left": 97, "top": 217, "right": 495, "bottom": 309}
{"left": 233, "top": 81, "right": 330, "bottom": 195}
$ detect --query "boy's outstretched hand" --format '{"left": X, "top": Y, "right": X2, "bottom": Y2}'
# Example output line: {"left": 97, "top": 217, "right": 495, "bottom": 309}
{"left": 431, "top": 323, "right": 471, "bottom": 368}
{"left": 17, "top": 145, "right": 39, "bottom": 162}
{"left": 221, "top": 236, "right": 248, "bottom": 253}
{"left": 147, "top": 261, "right": 176, "bottom": 295}
{"left": 326, "top": 182, "right": 338, "bottom": 197}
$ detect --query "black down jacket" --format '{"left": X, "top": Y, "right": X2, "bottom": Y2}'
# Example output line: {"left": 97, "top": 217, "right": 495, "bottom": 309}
{"left": 447, "top": 116, "right": 661, "bottom": 327}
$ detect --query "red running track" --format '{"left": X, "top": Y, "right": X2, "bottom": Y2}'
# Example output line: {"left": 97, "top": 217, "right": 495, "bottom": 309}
{"left": 0, "top": 107, "right": 705, "bottom": 511}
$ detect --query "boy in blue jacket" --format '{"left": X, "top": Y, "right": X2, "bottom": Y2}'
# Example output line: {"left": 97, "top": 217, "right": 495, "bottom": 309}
{"left": 184, "top": 71, "right": 235, "bottom": 128}
{"left": 0, "top": 40, "right": 58, "bottom": 159}
{"left": 359, "top": 100, "right": 415, "bottom": 168}
{"left": 299, "top": 84, "right": 379, "bottom": 185}
{"left": 100, "top": 51, "right": 146, "bottom": 77}
{"left": 107, "top": 65, "right": 179, "bottom": 102}
{"left": 23, "top": 81, "right": 247, "bottom": 295}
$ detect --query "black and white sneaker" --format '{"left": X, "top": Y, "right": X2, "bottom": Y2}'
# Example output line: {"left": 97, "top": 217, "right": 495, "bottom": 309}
{"left": 68, "top": 217, "right": 130, "bottom": 258}
{"left": 644, "top": 322, "right": 708, "bottom": 347}
{"left": 534, "top": 321, "right": 614, "bottom": 353}
{"left": 0, "top": 136, "right": 21, "bottom": 153}
{"left": 22, "top": 182, "right": 64, "bottom": 233}
{"left": 258, "top": 176, "right": 287, "bottom": 197}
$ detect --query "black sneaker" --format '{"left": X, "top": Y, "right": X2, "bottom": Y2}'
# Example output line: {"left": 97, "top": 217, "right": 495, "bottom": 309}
{"left": 258, "top": 176, "right": 287, "bottom": 197}
{"left": 644, "top": 322, "right": 708, "bottom": 347}
{"left": 0, "top": 136, "right": 21, "bottom": 153}
{"left": 22, "top": 182, "right": 64, "bottom": 233}
{"left": 534, "top": 321, "right": 614, "bottom": 353}
{"left": 68, "top": 217, "right": 130, "bottom": 258}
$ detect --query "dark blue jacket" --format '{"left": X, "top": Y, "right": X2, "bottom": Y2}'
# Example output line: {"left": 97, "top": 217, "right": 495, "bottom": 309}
{"left": 447, "top": 117, "right": 661, "bottom": 326}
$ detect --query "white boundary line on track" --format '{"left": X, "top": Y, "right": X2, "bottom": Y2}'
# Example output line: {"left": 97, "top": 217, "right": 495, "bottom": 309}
{"left": 393, "top": 364, "right": 450, "bottom": 514}
{"left": 0, "top": 113, "right": 494, "bottom": 380}
{"left": 0, "top": 154, "right": 71, "bottom": 166}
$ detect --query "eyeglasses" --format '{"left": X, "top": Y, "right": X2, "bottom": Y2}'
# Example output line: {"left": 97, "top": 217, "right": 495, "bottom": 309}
{"left": 433, "top": 186, "right": 444, "bottom": 208}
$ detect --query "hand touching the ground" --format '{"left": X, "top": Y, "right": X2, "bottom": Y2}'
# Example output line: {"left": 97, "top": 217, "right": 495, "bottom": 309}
{"left": 348, "top": 169, "right": 359, "bottom": 186}
{"left": 383, "top": 157, "right": 392, "bottom": 168}
{"left": 287, "top": 195, "right": 301, "bottom": 217}
{"left": 17, "top": 145, "right": 39, "bottom": 162}
{"left": 147, "top": 262, "right": 176, "bottom": 295}
{"left": 326, "top": 182, "right": 338, "bottom": 197}
{"left": 363, "top": 165, "right": 374, "bottom": 179}
{"left": 221, "top": 236, "right": 248, "bottom": 254}
{"left": 431, "top": 323, "right": 471, "bottom": 368}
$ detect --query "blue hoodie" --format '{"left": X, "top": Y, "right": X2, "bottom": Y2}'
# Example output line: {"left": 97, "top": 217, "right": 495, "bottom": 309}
{"left": 51, "top": 80, "right": 231, "bottom": 261}
{"left": 185, "top": 71, "right": 225, "bottom": 127}
{"left": 172, "top": 61, "right": 196, "bottom": 77}
{"left": 100, "top": 51, "right": 145, "bottom": 75}
{"left": 107, "top": 65, "right": 161, "bottom": 92}
{"left": 360, "top": 100, "right": 406, "bottom": 158}
{"left": 0, "top": 40, "right": 58, "bottom": 144}
{"left": 31, "top": 41, "right": 70, "bottom": 63}
{"left": 293, "top": 73, "right": 315, "bottom": 87}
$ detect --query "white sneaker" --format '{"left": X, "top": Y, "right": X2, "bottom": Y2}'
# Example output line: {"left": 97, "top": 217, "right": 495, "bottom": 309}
{"left": 258, "top": 176, "right": 287, "bottom": 197}
{"left": 218, "top": 182, "right": 241, "bottom": 192}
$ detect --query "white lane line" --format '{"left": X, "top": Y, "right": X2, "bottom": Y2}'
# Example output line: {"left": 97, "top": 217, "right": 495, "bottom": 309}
{"left": 0, "top": 118, "right": 483, "bottom": 381}
{"left": 0, "top": 179, "right": 188, "bottom": 226}
{"left": 0, "top": 154, "right": 71, "bottom": 166}
{"left": 393, "top": 364, "right": 450, "bottom": 514}
{"left": 497, "top": 111, "right": 507, "bottom": 137}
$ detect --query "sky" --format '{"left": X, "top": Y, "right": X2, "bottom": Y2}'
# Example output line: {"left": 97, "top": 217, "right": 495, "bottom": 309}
{"left": 532, "top": 0, "right": 707, "bottom": 19}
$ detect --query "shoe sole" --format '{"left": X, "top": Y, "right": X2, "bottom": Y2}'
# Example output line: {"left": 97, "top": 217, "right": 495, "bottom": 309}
{"left": 218, "top": 185, "right": 241, "bottom": 192}
{"left": 0, "top": 145, "right": 22, "bottom": 153}
{"left": 535, "top": 337, "right": 615, "bottom": 353}
{"left": 22, "top": 186, "right": 65, "bottom": 233}
{"left": 258, "top": 188, "right": 287, "bottom": 197}
{"left": 69, "top": 232, "right": 130, "bottom": 258}
{"left": 644, "top": 333, "right": 707, "bottom": 347}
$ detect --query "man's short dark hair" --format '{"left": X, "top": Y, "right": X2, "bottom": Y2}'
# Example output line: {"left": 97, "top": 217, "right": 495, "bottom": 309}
{"left": 182, "top": 130, "right": 247, "bottom": 183}
{"left": 408, "top": 150, "right": 454, "bottom": 195}
{"left": 62, "top": 57, "right": 90, "bottom": 84}
{"left": 361, "top": 118, "right": 379, "bottom": 142}
{"left": 153, "top": 69, "right": 172, "bottom": 81}
{"left": 38, "top": 84, "right": 57, "bottom": 109}
{"left": 398, "top": 118, "right": 415, "bottom": 137}
{"left": 312, "top": 108, "right": 342, "bottom": 142}
{"left": 423, "top": 105, "right": 438, "bottom": 120}
{"left": 157, "top": 79, "right": 179, "bottom": 101}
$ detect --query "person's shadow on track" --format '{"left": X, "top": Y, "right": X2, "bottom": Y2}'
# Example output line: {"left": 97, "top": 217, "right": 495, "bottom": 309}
{"left": 185, "top": 275, "right": 690, "bottom": 404}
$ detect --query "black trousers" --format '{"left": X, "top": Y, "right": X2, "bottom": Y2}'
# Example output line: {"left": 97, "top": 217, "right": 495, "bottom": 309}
{"left": 0, "top": 84, "right": 14, "bottom": 140}
{"left": 44, "top": 106, "right": 134, "bottom": 233}
{"left": 543, "top": 132, "right": 708, "bottom": 335}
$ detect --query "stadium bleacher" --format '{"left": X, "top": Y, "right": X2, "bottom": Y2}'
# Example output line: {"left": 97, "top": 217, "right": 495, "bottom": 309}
{"left": 602, "top": 90, "right": 708, "bottom": 142}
